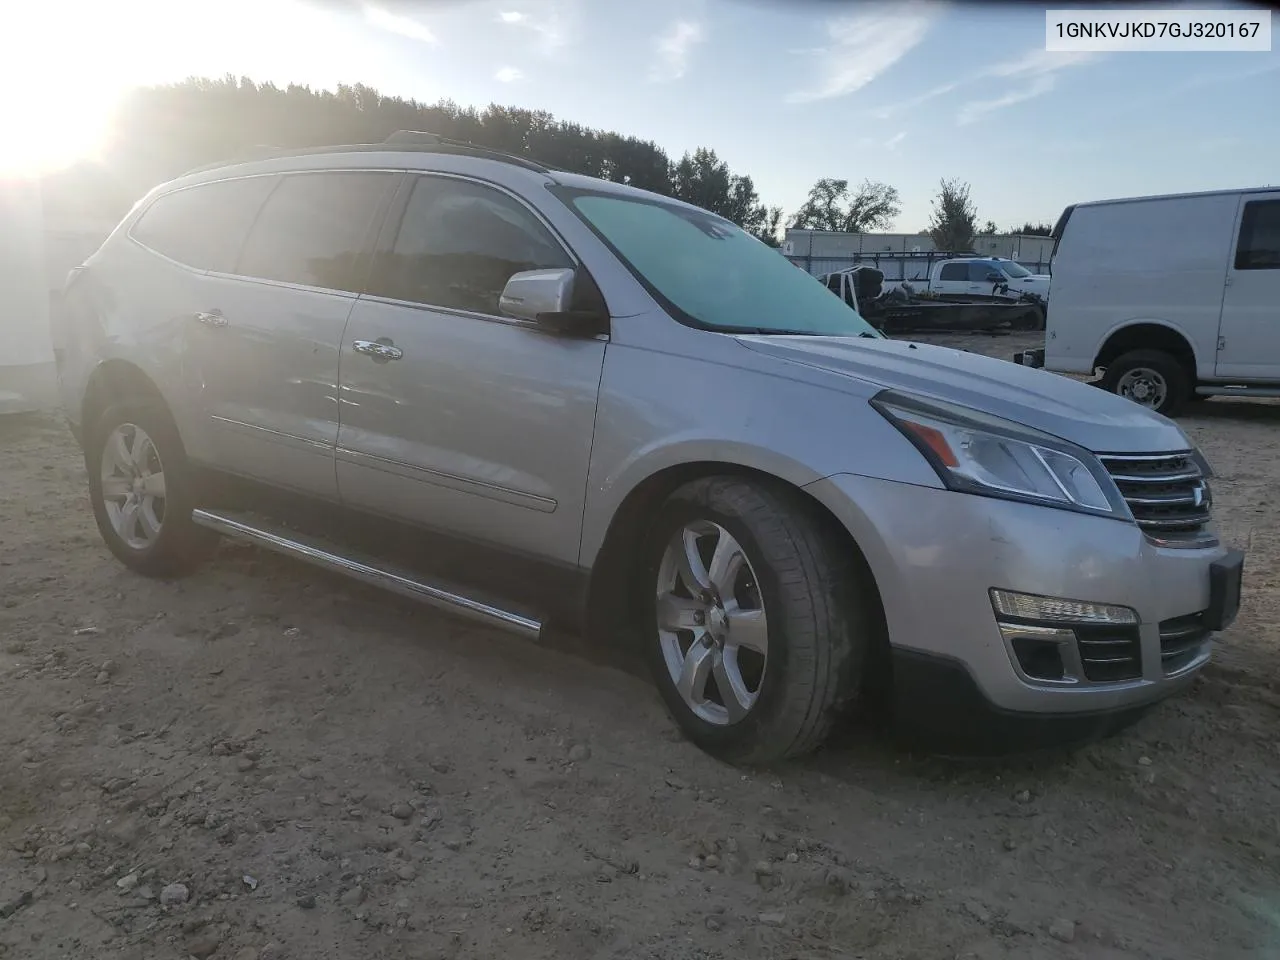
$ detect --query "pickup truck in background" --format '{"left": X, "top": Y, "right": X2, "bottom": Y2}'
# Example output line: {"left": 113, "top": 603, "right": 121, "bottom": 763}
{"left": 925, "top": 256, "right": 1051, "bottom": 301}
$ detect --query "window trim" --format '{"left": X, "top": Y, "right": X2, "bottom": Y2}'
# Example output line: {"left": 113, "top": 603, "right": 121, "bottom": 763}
{"left": 1233, "top": 197, "right": 1280, "bottom": 272}
{"left": 222, "top": 168, "right": 402, "bottom": 295}
{"left": 129, "top": 168, "right": 402, "bottom": 296}
{"left": 126, "top": 171, "right": 283, "bottom": 275}
{"left": 360, "top": 170, "right": 600, "bottom": 333}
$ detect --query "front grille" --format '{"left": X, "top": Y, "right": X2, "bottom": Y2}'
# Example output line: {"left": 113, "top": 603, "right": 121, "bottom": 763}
{"left": 1159, "top": 613, "right": 1211, "bottom": 674}
{"left": 1074, "top": 624, "right": 1142, "bottom": 682}
{"left": 1098, "top": 452, "right": 1211, "bottom": 536}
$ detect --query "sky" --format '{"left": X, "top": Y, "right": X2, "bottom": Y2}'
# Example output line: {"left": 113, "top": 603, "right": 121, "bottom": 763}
{"left": 1, "top": 0, "right": 1277, "bottom": 230}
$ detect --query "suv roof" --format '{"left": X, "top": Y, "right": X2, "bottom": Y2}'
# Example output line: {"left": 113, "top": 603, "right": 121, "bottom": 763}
{"left": 183, "top": 129, "right": 553, "bottom": 177}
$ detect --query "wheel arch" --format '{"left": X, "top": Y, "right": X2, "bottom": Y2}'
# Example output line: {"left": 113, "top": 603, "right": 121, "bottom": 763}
{"left": 583, "top": 461, "right": 890, "bottom": 687}
{"left": 1092, "top": 321, "right": 1198, "bottom": 377}
{"left": 81, "top": 359, "right": 170, "bottom": 433}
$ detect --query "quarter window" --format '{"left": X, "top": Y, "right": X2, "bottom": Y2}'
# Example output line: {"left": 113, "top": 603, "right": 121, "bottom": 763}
{"left": 131, "top": 176, "right": 277, "bottom": 272}
{"left": 235, "top": 171, "right": 395, "bottom": 292}
{"left": 1235, "top": 199, "right": 1280, "bottom": 270}
{"left": 368, "top": 176, "right": 572, "bottom": 315}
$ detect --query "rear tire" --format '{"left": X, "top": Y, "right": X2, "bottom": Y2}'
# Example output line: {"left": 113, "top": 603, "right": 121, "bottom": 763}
{"left": 1100, "top": 349, "right": 1191, "bottom": 417}
{"left": 640, "top": 476, "right": 875, "bottom": 765}
{"left": 86, "top": 399, "right": 216, "bottom": 578}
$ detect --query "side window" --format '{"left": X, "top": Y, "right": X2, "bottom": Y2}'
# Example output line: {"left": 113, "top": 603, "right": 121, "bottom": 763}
{"left": 1235, "top": 199, "right": 1280, "bottom": 270}
{"left": 969, "top": 261, "right": 998, "bottom": 282}
{"left": 131, "top": 177, "right": 277, "bottom": 272}
{"left": 368, "top": 176, "right": 572, "bottom": 315}
{"left": 235, "top": 171, "right": 395, "bottom": 292}
{"left": 938, "top": 262, "right": 967, "bottom": 281}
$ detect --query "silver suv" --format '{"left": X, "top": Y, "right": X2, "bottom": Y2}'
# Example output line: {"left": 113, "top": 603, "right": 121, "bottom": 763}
{"left": 53, "top": 132, "right": 1244, "bottom": 762}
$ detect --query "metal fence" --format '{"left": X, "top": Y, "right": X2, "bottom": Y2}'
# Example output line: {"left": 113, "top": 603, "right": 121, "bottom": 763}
{"left": 786, "top": 251, "right": 1052, "bottom": 281}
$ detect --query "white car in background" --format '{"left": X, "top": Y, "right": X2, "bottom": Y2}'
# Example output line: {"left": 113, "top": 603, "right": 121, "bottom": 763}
{"left": 929, "top": 257, "right": 1050, "bottom": 301}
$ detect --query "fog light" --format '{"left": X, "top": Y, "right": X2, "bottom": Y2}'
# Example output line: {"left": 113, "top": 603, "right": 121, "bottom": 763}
{"left": 989, "top": 589, "right": 1138, "bottom": 625}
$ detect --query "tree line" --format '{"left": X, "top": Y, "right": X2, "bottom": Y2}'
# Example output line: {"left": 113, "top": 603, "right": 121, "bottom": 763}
{"left": 60, "top": 76, "right": 1050, "bottom": 250}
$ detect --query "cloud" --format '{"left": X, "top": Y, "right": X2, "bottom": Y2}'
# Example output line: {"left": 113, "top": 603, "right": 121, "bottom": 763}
{"left": 650, "top": 20, "right": 705, "bottom": 82}
{"left": 954, "top": 48, "right": 1096, "bottom": 123}
{"left": 957, "top": 74, "right": 1056, "bottom": 125}
{"left": 787, "top": 2, "right": 942, "bottom": 104}
{"left": 495, "top": 0, "right": 579, "bottom": 54}
{"left": 873, "top": 46, "right": 1097, "bottom": 123}
{"left": 494, "top": 66, "right": 524, "bottom": 82}
{"left": 869, "top": 79, "right": 960, "bottom": 119}
{"left": 361, "top": 3, "right": 437, "bottom": 44}
{"left": 884, "top": 130, "right": 907, "bottom": 150}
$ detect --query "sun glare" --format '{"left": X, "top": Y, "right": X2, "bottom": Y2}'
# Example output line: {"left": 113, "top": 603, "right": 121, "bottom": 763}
{"left": 0, "top": 0, "right": 378, "bottom": 178}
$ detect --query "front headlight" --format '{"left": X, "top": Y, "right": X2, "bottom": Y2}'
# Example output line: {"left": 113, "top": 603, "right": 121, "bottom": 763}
{"left": 871, "top": 390, "right": 1131, "bottom": 518}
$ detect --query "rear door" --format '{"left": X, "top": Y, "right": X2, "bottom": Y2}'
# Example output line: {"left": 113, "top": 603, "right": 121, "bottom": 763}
{"left": 190, "top": 170, "right": 399, "bottom": 497}
{"left": 334, "top": 173, "right": 607, "bottom": 564}
{"left": 1215, "top": 193, "right": 1280, "bottom": 380}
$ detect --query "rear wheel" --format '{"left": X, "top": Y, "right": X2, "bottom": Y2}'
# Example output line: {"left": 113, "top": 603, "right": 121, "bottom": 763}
{"left": 87, "top": 400, "right": 216, "bottom": 577}
{"left": 641, "top": 476, "right": 875, "bottom": 765}
{"left": 1100, "top": 349, "right": 1191, "bottom": 417}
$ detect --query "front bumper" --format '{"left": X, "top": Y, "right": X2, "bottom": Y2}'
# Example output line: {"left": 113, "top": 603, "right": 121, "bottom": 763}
{"left": 804, "top": 473, "right": 1235, "bottom": 719}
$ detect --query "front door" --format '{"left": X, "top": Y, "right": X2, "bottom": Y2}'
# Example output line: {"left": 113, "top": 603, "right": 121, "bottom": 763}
{"left": 189, "top": 169, "right": 399, "bottom": 498}
{"left": 335, "top": 173, "right": 607, "bottom": 564}
{"left": 1215, "top": 193, "right": 1280, "bottom": 380}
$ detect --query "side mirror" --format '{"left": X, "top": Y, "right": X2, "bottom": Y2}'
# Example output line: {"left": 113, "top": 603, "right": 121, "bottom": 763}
{"left": 499, "top": 268, "right": 606, "bottom": 337}
{"left": 985, "top": 272, "right": 1005, "bottom": 283}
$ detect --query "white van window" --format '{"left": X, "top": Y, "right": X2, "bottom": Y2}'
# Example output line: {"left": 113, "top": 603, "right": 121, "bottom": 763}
{"left": 1235, "top": 200, "right": 1280, "bottom": 270}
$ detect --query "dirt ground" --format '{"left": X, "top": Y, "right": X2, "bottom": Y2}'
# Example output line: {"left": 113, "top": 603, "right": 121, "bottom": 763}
{"left": 2, "top": 329, "right": 1279, "bottom": 960}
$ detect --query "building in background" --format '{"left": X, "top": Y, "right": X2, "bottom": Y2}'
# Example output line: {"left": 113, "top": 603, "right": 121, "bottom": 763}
{"left": 782, "top": 229, "right": 1056, "bottom": 279}
{"left": 0, "top": 166, "right": 130, "bottom": 413}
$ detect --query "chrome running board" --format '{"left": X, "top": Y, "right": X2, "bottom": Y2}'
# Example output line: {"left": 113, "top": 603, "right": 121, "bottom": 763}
{"left": 190, "top": 508, "right": 542, "bottom": 640}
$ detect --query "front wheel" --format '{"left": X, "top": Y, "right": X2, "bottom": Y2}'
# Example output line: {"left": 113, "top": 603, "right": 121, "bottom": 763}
{"left": 86, "top": 400, "right": 216, "bottom": 578}
{"left": 641, "top": 477, "right": 876, "bottom": 765}
{"left": 1100, "top": 349, "right": 1191, "bottom": 417}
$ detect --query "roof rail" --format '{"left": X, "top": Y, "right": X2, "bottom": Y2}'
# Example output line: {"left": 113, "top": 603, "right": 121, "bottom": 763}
{"left": 181, "top": 131, "right": 551, "bottom": 178}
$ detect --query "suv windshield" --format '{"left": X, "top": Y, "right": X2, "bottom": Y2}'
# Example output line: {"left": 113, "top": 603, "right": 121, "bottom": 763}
{"left": 556, "top": 188, "right": 880, "bottom": 337}
{"left": 999, "top": 260, "right": 1032, "bottom": 278}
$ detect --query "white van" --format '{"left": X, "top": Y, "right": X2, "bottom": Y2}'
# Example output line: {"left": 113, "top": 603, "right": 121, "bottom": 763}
{"left": 1015, "top": 187, "right": 1280, "bottom": 416}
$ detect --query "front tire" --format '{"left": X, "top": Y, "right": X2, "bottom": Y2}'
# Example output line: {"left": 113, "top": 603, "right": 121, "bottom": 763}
{"left": 1100, "top": 349, "right": 1191, "bottom": 417}
{"left": 640, "top": 477, "right": 875, "bottom": 765}
{"left": 86, "top": 399, "right": 216, "bottom": 578}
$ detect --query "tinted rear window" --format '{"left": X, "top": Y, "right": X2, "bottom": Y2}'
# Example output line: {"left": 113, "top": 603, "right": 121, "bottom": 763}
{"left": 131, "top": 176, "right": 278, "bottom": 272}
{"left": 235, "top": 171, "right": 396, "bottom": 292}
{"left": 1235, "top": 199, "right": 1280, "bottom": 270}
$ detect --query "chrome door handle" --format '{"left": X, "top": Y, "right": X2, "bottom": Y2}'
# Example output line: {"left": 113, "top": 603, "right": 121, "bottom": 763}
{"left": 195, "top": 310, "right": 227, "bottom": 327}
{"left": 352, "top": 339, "right": 403, "bottom": 361}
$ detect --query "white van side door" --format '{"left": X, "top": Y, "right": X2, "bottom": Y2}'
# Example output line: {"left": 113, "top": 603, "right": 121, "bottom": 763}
{"left": 1216, "top": 193, "right": 1280, "bottom": 380}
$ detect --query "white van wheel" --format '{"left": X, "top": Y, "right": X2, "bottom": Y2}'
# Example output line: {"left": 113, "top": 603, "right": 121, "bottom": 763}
{"left": 1101, "top": 349, "right": 1190, "bottom": 417}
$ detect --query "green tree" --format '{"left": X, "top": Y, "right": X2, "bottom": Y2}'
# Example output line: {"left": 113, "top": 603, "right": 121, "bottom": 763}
{"left": 1014, "top": 221, "right": 1054, "bottom": 236}
{"left": 928, "top": 178, "right": 979, "bottom": 252}
{"left": 96, "top": 76, "right": 801, "bottom": 230}
{"left": 790, "top": 178, "right": 901, "bottom": 233}
{"left": 978, "top": 219, "right": 999, "bottom": 236}
{"left": 668, "top": 147, "right": 782, "bottom": 236}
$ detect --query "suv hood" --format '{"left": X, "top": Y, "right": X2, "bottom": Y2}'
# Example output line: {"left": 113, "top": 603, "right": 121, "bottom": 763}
{"left": 736, "top": 335, "right": 1189, "bottom": 454}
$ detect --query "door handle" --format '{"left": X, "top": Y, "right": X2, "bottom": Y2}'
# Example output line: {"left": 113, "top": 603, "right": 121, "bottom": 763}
{"left": 194, "top": 310, "right": 227, "bottom": 327}
{"left": 352, "top": 338, "right": 403, "bottom": 362}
